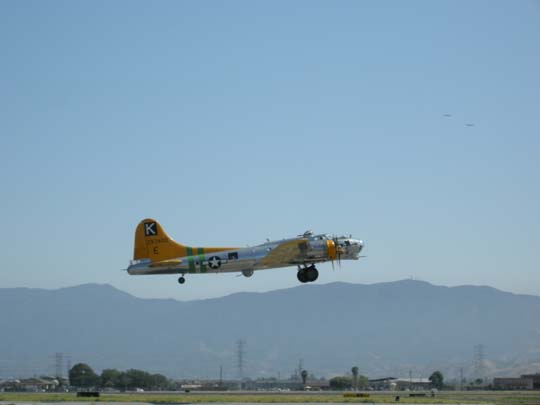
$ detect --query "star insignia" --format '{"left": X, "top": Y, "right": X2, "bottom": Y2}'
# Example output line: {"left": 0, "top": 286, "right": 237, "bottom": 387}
{"left": 208, "top": 256, "right": 221, "bottom": 269}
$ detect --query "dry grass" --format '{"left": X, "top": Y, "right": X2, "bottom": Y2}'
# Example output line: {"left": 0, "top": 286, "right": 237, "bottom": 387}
{"left": 0, "top": 391, "right": 539, "bottom": 404}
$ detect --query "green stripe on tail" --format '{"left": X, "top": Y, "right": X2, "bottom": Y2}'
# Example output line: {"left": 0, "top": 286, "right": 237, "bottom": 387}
{"left": 186, "top": 247, "right": 195, "bottom": 273}
{"left": 197, "top": 247, "right": 206, "bottom": 273}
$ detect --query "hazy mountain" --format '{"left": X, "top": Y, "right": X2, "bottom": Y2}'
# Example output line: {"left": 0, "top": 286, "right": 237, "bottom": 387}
{"left": 1, "top": 280, "right": 539, "bottom": 380}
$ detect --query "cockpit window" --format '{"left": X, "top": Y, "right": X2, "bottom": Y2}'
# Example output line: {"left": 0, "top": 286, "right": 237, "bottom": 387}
{"left": 344, "top": 240, "right": 351, "bottom": 246}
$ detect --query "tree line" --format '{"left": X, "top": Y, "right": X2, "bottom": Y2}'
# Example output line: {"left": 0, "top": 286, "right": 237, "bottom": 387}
{"left": 328, "top": 375, "right": 369, "bottom": 390}
{"left": 69, "top": 363, "right": 174, "bottom": 390}
{"left": 69, "top": 362, "right": 445, "bottom": 391}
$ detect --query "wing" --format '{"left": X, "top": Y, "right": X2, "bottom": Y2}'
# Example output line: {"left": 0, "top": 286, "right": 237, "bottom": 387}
{"left": 259, "top": 239, "right": 309, "bottom": 267}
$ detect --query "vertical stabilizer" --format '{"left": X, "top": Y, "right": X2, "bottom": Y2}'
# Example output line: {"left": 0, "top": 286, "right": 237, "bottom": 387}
{"left": 133, "top": 219, "right": 187, "bottom": 261}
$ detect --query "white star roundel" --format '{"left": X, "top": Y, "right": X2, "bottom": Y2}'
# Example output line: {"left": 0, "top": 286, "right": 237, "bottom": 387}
{"left": 208, "top": 256, "right": 221, "bottom": 269}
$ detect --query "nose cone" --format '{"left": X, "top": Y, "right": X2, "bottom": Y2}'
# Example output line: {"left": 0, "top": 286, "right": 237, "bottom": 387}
{"left": 353, "top": 240, "right": 364, "bottom": 258}
{"left": 344, "top": 239, "right": 364, "bottom": 259}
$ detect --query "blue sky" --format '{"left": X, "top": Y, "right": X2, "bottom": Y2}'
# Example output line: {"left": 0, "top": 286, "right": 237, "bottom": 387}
{"left": 1, "top": 1, "right": 539, "bottom": 300}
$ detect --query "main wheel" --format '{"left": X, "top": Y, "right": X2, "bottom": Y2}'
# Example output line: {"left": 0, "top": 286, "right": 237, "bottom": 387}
{"left": 306, "top": 267, "right": 319, "bottom": 282}
{"left": 178, "top": 276, "right": 186, "bottom": 284}
{"left": 297, "top": 270, "right": 308, "bottom": 283}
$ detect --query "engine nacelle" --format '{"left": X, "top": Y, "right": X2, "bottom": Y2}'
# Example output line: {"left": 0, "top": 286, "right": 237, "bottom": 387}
{"left": 303, "top": 239, "right": 331, "bottom": 260}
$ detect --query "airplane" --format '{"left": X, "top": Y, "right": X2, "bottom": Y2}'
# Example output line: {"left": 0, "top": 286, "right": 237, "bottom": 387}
{"left": 127, "top": 219, "right": 364, "bottom": 285}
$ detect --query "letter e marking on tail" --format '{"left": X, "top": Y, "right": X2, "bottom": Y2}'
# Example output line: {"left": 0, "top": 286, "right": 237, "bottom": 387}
{"left": 144, "top": 222, "right": 157, "bottom": 236}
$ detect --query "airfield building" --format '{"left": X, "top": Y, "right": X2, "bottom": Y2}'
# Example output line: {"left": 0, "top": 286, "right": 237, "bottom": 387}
{"left": 0, "top": 377, "right": 59, "bottom": 392}
{"left": 368, "top": 377, "right": 432, "bottom": 391}
{"left": 493, "top": 377, "right": 533, "bottom": 390}
{"left": 521, "top": 374, "right": 540, "bottom": 389}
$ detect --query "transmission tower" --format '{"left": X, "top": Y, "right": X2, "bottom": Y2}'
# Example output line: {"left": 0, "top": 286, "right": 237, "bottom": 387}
{"left": 473, "top": 344, "right": 486, "bottom": 381}
{"left": 236, "top": 339, "right": 246, "bottom": 381}
{"left": 65, "top": 356, "right": 72, "bottom": 380}
{"left": 219, "top": 365, "right": 223, "bottom": 387}
{"left": 297, "top": 359, "right": 304, "bottom": 380}
{"left": 55, "top": 353, "right": 64, "bottom": 379}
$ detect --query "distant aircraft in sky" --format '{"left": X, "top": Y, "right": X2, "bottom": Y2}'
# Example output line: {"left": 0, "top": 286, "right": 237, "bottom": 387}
{"left": 442, "top": 113, "right": 475, "bottom": 127}
{"left": 127, "top": 219, "right": 364, "bottom": 285}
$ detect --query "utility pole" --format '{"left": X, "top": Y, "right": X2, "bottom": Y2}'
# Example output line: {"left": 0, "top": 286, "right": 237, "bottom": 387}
{"left": 459, "top": 367, "right": 464, "bottom": 391}
{"left": 409, "top": 370, "right": 413, "bottom": 391}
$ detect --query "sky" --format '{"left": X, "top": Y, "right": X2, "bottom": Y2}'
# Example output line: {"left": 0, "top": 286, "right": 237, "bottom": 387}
{"left": 1, "top": 1, "right": 539, "bottom": 301}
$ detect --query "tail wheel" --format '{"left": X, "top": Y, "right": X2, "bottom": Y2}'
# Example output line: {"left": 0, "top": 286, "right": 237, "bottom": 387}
{"left": 178, "top": 276, "right": 186, "bottom": 284}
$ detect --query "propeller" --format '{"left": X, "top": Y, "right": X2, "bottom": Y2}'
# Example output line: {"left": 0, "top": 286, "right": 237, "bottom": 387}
{"left": 335, "top": 236, "right": 344, "bottom": 267}
{"left": 329, "top": 236, "right": 344, "bottom": 270}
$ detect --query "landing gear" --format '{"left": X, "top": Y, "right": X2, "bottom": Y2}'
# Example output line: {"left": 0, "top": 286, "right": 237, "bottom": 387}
{"left": 178, "top": 276, "right": 186, "bottom": 284}
{"left": 297, "top": 265, "right": 319, "bottom": 283}
{"left": 242, "top": 269, "right": 254, "bottom": 278}
{"left": 306, "top": 266, "right": 319, "bottom": 282}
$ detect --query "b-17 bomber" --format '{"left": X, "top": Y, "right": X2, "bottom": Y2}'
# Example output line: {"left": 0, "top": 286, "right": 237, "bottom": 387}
{"left": 128, "top": 219, "right": 364, "bottom": 285}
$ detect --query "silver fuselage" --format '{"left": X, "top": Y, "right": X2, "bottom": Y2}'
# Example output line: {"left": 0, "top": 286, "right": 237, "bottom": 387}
{"left": 127, "top": 233, "right": 363, "bottom": 276}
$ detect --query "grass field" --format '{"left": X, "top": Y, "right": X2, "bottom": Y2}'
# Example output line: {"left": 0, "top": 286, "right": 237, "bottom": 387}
{"left": 1, "top": 391, "right": 540, "bottom": 405}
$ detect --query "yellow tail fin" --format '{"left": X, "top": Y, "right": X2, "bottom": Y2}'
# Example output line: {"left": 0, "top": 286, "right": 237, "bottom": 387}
{"left": 133, "top": 219, "right": 188, "bottom": 261}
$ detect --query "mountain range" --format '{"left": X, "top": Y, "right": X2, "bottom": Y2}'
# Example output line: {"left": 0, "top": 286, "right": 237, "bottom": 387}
{"left": 1, "top": 280, "right": 539, "bottom": 380}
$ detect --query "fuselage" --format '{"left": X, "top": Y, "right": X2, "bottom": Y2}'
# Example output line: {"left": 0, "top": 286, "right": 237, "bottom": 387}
{"left": 127, "top": 232, "right": 363, "bottom": 276}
